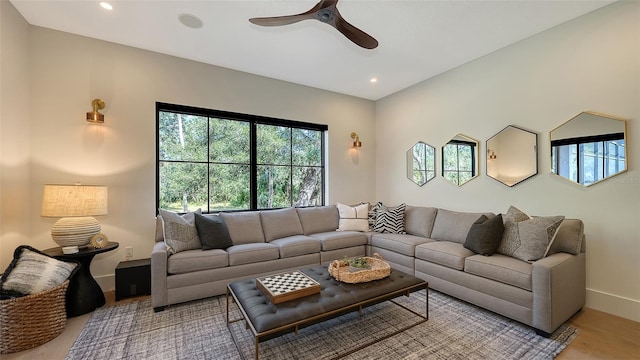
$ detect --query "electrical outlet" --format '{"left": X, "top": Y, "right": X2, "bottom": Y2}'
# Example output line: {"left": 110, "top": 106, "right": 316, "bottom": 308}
{"left": 125, "top": 246, "right": 133, "bottom": 260}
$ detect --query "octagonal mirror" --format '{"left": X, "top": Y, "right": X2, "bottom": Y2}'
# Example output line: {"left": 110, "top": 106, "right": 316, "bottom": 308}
{"left": 442, "top": 134, "right": 479, "bottom": 186}
{"left": 550, "top": 111, "right": 627, "bottom": 186}
{"left": 487, "top": 126, "right": 538, "bottom": 187}
{"left": 407, "top": 141, "right": 436, "bottom": 186}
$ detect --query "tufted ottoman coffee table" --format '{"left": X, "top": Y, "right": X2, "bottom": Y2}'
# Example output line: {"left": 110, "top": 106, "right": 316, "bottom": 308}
{"left": 226, "top": 265, "right": 428, "bottom": 360}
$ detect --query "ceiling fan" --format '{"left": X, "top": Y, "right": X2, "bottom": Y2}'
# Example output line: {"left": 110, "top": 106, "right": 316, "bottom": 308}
{"left": 249, "top": 0, "right": 378, "bottom": 50}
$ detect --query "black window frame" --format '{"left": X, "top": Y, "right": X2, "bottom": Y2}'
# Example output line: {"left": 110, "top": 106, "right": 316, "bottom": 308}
{"left": 442, "top": 140, "right": 477, "bottom": 186}
{"left": 156, "top": 102, "right": 328, "bottom": 213}
{"left": 551, "top": 132, "right": 625, "bottom": 185}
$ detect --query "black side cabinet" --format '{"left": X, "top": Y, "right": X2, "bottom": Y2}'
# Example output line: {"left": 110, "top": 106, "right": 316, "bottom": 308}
{"left": 115, "top": 258, "right": 151, "bottom": 301}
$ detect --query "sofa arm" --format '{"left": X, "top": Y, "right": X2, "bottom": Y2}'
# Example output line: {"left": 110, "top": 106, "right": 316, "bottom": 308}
{"left": 151, "top": 241, "right": 169, "bottom": 310}
{"left": 532, "top": 252, "right": 586, "bottom": 334}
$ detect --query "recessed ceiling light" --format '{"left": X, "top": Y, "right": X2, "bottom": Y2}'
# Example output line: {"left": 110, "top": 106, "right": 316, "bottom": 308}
{"left": 99, "top": 2, "right": 113, "bottom": 11}
{"left": 370, "top": 78, "right": 378, "bottom": 84}
{"left": 178, "top": 14, "right": 204, "bottom": 29}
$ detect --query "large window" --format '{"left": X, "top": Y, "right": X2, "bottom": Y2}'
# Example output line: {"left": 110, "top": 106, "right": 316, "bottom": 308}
{"left": 551, "top": 133, "right": 625, "bottom": 185}
{"left": 157, "top": 103, "right": 327, "bottom": 213}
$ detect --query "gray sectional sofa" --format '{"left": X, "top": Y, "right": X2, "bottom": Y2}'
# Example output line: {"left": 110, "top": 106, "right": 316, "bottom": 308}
{"left": 151, "top": 204, "right": 585, "bottom": 335}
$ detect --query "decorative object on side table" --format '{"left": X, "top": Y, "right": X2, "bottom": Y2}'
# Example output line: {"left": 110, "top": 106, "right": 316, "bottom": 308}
{"left": 41, "top": 184, "right": 108, "bottom": 247}
{"left": 329, "top": 253, "right": 390, "bottom": 283}
{"left": 42, "top": 241, "right": 119, "bottom": 317}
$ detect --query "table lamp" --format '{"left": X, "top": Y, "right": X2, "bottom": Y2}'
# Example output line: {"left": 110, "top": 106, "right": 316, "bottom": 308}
{"left": 41, "top": 184, "right": 108, "bottom": 248}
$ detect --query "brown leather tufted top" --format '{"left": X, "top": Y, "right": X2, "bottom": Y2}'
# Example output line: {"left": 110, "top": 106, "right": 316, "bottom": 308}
{"left": 228, "top": 265, "right": 426, "bottom": 334}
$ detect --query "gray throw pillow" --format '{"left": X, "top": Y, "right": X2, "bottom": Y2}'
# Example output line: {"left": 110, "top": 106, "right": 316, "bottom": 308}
{"left": 159, "top": 208, "right": 202, "bottom": 255}
{"left": 195, "top": 213, "right": 233, "bottom": 250}
{"left": 496, "top": 206, "right": 531, "bottom": 256}
{"left": 463, "top": 214, "right": 505, "bottom": 256}
{"left": 499, "top": 213, "right": 565, "bottom": 262}
{"left": 0, "top": 245, "right": 78, "bottom": 297}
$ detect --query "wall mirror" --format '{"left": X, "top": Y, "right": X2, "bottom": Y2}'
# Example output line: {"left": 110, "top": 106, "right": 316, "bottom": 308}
{"left": 407, "top": 141, "right": 436, "bottom": 186}
{"left": 550, "top": 111, "right": 627, "bottom": 186}
{"left": 487, "top": 126, "right": 538, "bottom": 187}
{"left": 442, "top": 134, "right": 479, "bottom": 186}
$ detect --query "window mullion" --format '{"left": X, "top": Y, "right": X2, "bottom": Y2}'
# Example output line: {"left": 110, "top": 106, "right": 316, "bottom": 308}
{"left": 250, "top": 122, "right": 257, "bottom": 210}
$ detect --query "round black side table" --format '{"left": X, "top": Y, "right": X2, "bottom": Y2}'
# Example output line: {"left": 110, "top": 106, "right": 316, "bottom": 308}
{"left": 43, "top": 242, "right": 119, "bottom": 317}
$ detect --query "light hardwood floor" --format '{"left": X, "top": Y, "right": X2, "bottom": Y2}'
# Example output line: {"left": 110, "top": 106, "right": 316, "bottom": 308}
{"left": 2, "top": 291, "right": 639, "bottom": 360}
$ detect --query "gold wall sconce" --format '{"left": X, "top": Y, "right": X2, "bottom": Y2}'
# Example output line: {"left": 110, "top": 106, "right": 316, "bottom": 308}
{"left": 488, "top": 150, "right": 497, "bottom": 160}
{"left": 351, "top": 132, "right": 362, "bottom": 148}
{"left": 86, "top": 98, "right": 106, "bottom": 123}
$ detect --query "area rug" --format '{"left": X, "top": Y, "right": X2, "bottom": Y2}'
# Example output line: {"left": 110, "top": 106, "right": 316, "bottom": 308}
{"left": 66, "top": 290, "right": 577, "bottom": 360}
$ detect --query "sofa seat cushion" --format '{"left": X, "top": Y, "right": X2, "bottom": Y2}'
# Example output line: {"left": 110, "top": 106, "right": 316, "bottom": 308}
{"left": 270, "top": 235, "right": 321, "bottom": 259}
{"left": 464, "top": 253, "right": 532, "bottom": 291}
{"left": 260, "top": 208, "right": 304, "bottom": 242}
{"left": 297, "top": 206, "right": 339, "bottom": 235}
{"left": 168, "top": 249, "right": 229, "bottom": 274}
{"left": 310, "top": 231, "right": 368, "bottom": 251}
{"left": 370, "top": 233, "right": 433, "bottom": 257}
{"left": 415, "top": 241, "right": 474, "bottom": 270}
{"left": 227, "top": 243, "right": 280, "bottom": 266}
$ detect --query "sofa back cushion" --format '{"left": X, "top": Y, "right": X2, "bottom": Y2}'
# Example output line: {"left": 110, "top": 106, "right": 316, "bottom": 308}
{"left": 221, "top": 212, "right": 265, "bottom": 245}
{"left": 404, "top": 206, "right": 438, "bottom": 238}
{"left": 260, "top": 207, "right": 304, "bottom": 242}
{"left": 296, "top": 206, "right": 339, "bottom": 235}
{"left": 547, "top": 219, "right": 584, "bottom": 255}
{"left": 431, "top": 208, "right": 491, "bottom": 244}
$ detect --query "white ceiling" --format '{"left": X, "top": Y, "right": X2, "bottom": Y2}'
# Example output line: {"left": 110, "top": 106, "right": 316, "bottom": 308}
{"left": 11, "top": 0, "right": 614, "bottom": 100}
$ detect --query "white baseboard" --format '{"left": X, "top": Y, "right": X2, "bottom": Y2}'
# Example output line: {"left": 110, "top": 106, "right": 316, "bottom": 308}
{"left": 586, "top": 288, "right": 640, "bottom": 322}
{"left": 95, "top": 273, "right": 115, "bottom": 293}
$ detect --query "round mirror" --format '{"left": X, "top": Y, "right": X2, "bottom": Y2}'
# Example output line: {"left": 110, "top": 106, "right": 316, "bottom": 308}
{"left": 407, "top": 142, "right": 436, "bottom": 186}
{"left": 487, "top": 126, "right": 538, "bottom": 187}
{"left": 442, "top": 134, "right": 479, "bottom": 186}
{"left": 550, "top": 111, "right": 627, "bottom": 186}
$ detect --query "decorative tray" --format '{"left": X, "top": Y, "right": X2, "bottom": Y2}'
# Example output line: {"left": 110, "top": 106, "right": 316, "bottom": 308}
{"left": 328, "top": 253, "right": 391, "bottom": 284}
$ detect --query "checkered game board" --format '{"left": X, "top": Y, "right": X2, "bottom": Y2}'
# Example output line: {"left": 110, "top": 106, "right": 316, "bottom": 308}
{"left": 256, "top": 271, "right": 321, "bottom": 304}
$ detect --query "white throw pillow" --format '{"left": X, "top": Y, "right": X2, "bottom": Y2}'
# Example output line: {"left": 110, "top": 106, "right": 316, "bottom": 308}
{"left": 337, "top": 202, "right": 370, "bottom": 232}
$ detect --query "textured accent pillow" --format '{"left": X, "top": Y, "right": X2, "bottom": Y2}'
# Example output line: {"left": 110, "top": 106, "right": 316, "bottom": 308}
{"left": 368, "top": 202, "right": 383, "bottom": 229}
{"left": 499, "top": 213, "right": 565, "bottom": 262}
{"left": 463, "top": 214, "right": 505, "bottom": 256}
{"left": 194, "top": 213, "right": 233, "bottom": 250}
{"left": 159, "top": 208, "right": 202, "bottom": 255}
{"left": 496, "top": 206, "right": 532, "bottom": 256}
{"left": 0, "top": 245, "right": 78, "bottom": 297}
{"left": 337, "top": 202, "right": 370, "bottom": 232}
{"left": 373, "top": 203, "right": 407, "bottom": 234}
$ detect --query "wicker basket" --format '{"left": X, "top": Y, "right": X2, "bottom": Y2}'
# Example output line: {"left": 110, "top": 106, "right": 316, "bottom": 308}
{"left": 0, "top": 280, "right": 69, "bottom": 354}
{"left": 329, "top": 253, "right": 391, "bottom": 283}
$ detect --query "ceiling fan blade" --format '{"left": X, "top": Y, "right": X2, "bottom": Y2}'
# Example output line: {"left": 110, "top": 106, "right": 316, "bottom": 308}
{"left": 249, "top": 0, "right": 327, "bottom": 27}
{"left": 333, "top": 11, "right": 378, "bottom": 49}
{"left": 249, "top": 14, "right": 311, "bottom": 27}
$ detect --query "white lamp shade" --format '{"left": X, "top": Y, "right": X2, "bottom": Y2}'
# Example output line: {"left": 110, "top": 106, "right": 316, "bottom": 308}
{"left": 41, "top": 184, "right": 108, "bottom": 247}
{"left": 41, "top": 184, "right": 108, "bottom": 217}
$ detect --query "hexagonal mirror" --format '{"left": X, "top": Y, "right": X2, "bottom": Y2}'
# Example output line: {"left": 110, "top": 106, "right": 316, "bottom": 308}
{"left": 550, "top": 111, "right": 627, "bottom": 186}
{"left": 407, "top": 141, "right": 436, "bottom": 186}
{"left": 442, "top": 134, "right": 479, "bottom": 186}
{"left": 487, "top": 126, "right": 538, "bottom": 187}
